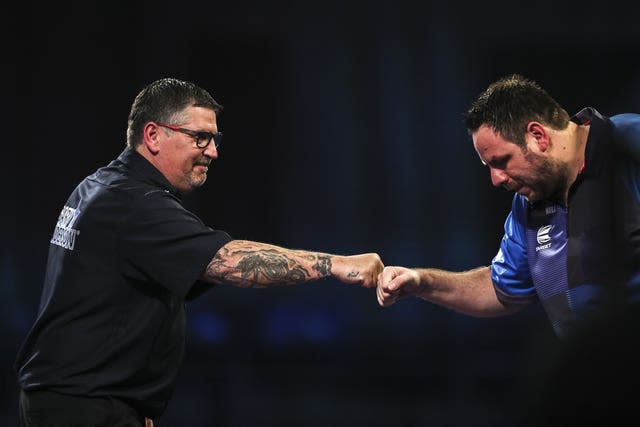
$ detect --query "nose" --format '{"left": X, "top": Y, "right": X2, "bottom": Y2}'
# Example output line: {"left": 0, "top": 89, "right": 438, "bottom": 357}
{"left": 489, "top": 168, "right": 509, "bottom": 187}
{"left": 203, "top": 142, "right": 218, "bottom": 159}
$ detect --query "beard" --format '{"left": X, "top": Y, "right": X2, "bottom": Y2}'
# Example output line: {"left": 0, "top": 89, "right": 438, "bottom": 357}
{"left": 520, "top": 151, "right": 570, "bottom": 203}
{"left": 188, "top": 168, "right": 209, "bottom": 190}
{"left": 187, "top": 157, "right": 211, "bottom": 189}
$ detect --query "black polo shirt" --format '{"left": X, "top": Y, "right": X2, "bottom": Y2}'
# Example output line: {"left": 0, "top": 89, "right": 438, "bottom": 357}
{"left": 15, "top": 148, "right": 233, "bottom": 417}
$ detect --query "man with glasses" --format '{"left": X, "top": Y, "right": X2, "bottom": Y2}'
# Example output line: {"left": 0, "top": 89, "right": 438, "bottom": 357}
{"left": 15, "top": 77, "right": 384, "bottom": 427}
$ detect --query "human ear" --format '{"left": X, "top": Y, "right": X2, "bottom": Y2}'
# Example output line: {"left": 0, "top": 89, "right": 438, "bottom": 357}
{"left": 527, "top": 122, "right": 549, "bottom": 152}
{"left": 142, "top": 122, "right": 161, "bottom": 155}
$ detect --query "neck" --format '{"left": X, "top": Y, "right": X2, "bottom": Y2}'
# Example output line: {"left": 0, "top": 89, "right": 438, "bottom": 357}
{"left": 561, "top": 122, "right": 590, "bottom": 205}
{"left": 571, "top": 122, "right": 590, "bottom": 175}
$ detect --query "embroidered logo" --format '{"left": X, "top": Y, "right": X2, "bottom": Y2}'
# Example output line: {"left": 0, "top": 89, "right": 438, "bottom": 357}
{"left": 535, "top": 224, "right": 553, "bottom": 251}
{"left": 50, "top": 205, "right": 81, "bottom": 250}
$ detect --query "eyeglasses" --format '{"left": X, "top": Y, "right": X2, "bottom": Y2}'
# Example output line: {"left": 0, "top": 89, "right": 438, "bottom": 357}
{"left": 157, "top": 123, "right": 223, "bottom": 149}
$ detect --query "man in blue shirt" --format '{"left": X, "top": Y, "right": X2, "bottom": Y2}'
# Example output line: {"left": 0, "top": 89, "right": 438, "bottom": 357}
{"left": 377, "top": 74, "right": 640, "bottom": 338}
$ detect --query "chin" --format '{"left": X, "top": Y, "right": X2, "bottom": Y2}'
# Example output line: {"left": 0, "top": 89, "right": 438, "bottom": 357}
{"left": 190, "top": 174, "right": 208, "bottom": 188}
{"left": 525, "top": 193, "right": 544, "bottom": 203}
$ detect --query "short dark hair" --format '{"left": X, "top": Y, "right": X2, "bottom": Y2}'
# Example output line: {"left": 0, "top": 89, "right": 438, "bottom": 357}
{"left": 464, "top": 74, "right": 570, "bottom": 148}
{"left": 126, "top": 78, "right": 223, "bottom": 148}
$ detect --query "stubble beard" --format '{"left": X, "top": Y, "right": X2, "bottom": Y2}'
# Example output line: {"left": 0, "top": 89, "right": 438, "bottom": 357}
{"left": 522, "top": 151, "right": 570, "bottom": 203}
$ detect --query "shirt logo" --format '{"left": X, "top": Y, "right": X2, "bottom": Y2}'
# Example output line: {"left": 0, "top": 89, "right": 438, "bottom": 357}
{"left": 50, "top": 205, "right": 81, "bottom": 250}
{"left": 535, "top": 224, "right": 553, "bottom": 251}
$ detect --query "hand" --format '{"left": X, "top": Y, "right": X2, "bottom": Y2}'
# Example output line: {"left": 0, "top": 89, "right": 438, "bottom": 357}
{"left": 377, "top": 266, "right": 422, "bottom": 307}
{"left": 332, "top": 253, "right": 384, "bottom": 288}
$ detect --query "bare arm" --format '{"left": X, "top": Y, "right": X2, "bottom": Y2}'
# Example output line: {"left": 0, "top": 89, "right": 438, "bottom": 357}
{"left": 201, "top": 239, "right": 383, "bottom": 288}
{"left": 377, "top": 265, "right": 522, "bottom": 317}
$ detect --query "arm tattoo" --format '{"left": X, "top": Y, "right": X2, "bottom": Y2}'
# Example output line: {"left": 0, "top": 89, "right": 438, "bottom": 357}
{"left": 205, "top": 243, "right": 334, "bottom": 288}
{"left": 236, "top": 252, "right": 309, "bottom": 284}
{"left": 312, "top": 255, "right": 332, "bottom": 278}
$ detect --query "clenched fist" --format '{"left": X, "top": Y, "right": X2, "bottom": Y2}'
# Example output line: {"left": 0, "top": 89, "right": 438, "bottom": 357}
{"left": 377, "top": 266, "right": 423, "bottom": 306}
{"left": 332, "top": 253, "right": 384, "bottom": 288}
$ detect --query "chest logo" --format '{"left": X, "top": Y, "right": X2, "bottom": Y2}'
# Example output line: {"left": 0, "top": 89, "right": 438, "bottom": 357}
{"left": 536, "top": 225, "right": 553, "bottom": 244}
{"left": 535, "top": 224, "right": 553, "bottom": 251}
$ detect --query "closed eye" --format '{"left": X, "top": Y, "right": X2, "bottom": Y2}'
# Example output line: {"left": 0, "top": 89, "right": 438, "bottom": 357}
{"left": 488, "top": 155, "right": 510, "bottom": 169}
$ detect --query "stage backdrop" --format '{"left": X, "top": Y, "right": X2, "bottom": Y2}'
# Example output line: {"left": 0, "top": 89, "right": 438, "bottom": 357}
{"left": 3, "top": 1, "right": 640, "bottom": 425}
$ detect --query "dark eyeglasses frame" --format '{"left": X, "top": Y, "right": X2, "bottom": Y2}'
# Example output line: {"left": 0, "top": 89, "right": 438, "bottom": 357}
{"left": 157, "top": 123, "right": 222, "bottom": 149}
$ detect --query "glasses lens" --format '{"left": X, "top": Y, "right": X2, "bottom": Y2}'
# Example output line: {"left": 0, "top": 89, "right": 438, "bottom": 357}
{"left": 193, "top": 131, "right": 222, "bottom": 149}
{"left": 194, "top": 133, "right": 207, "bottom": 148}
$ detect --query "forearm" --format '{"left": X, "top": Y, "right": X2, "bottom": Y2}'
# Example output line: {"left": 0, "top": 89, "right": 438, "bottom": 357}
{"left": 202, "top": 240, "right": 349, "bottom": 288}
{"left": 415, "top": 266, "right": 520, "bottom": 317}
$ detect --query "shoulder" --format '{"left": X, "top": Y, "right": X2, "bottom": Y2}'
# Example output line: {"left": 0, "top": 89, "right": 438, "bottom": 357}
{"left": 610, "top": 114, "right": 640, "bottom": 162}
{"left": 611, "top": 113, "right": 640, "bottom": 138}
{"left": 510, "top": 194, "right": 528, "bottom": 218}
{"left": 501, "top": 194, "right": 528, "bottom": 239}
{"left": 87, "top": 163, "right": 179, "bottom": 204}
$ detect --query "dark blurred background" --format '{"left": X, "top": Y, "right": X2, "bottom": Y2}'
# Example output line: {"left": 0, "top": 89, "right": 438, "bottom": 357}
{"left": 3, "top": 1, "right": 640, "bottom": 426}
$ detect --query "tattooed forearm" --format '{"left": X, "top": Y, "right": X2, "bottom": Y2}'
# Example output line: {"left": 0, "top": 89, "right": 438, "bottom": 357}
{"left": 312, "top": 255, "right": 332, "bottom": 277}
{"left": 204, "top": 241, "right": 335, "bottom": 288}
{"left": 237, "top": 253, "right": 310, "bottom": 284}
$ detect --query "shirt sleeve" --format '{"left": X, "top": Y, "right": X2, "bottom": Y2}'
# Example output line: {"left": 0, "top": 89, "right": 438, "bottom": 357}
{"left": 119, "top": 190, "right": 233, "bottom": 299}
{"left": 491, "top": 195, "right": 537, "bottom": 305}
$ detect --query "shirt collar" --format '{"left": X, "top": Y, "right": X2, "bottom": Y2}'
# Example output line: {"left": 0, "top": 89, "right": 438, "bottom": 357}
{"left": 570, "top": 107, "right": 611, "bottom": 179}
{"left": 116, "top": 148, "right": 182, "bottom": 198}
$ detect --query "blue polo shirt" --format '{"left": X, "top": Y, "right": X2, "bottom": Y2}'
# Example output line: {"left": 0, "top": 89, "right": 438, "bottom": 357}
{"left": 14, "top": 148, "right": 233, "bottom": 417}
{"left": 491, "top": 108, "right": 640, "bottom": 337}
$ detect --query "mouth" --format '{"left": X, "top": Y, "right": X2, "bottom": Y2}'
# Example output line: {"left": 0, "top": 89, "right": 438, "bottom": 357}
{"left": 502, "top": 183, "right": 519, "bottom": 192}
{"left": 504, "top": 179, "right": 525, "bottom": 194}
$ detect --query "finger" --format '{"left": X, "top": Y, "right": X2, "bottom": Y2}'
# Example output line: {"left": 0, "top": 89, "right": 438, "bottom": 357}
{"left": 377, "top": 285, "right": 395, "bottom": 307}
{"left": 364, "top": 262, "right": 383, "bottom": 288}
{"left": 386, "top": 273, "right": 408, "bottom": 291}
{"left": 381, "top": 293, "right": 396, "bottom": 307}
{"left": 377, "top": 284, "right": 387, "bottom": 305}
{"left": 377, "top": 286, "right": 384, "bottom": 306}
{"left": 379, "top": 267, "right": 397, "bottom": 287}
